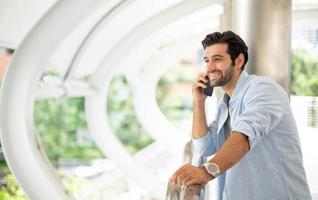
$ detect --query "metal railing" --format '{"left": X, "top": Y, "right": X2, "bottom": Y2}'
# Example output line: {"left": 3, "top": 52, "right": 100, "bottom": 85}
{"left": 165, "top": 183, "right": 203, "bottom": 200}
{"left": 165, "top": 141, "right": 206, "bottom": 200}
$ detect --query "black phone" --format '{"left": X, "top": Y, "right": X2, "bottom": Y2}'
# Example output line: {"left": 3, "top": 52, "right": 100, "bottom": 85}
{"left": 203, "top": 78, "right": 213, "bottom": 96}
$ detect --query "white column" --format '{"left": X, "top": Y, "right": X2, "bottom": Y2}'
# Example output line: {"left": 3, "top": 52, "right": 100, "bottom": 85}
{"left": 233, "top": 0, "right": 292, "bottom": 93}
{"left": 0, "top": 1, "right": 106, "bottom": 199}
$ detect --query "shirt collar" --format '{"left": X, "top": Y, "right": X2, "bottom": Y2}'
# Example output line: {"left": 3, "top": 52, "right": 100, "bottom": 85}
{"left": 229, "top": 70, "right": 249, "bottom": 106}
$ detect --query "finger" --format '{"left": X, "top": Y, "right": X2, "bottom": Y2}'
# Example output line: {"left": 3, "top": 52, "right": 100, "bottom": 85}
{"left": 171, "top": 168, "right": 185, "bottom": 184}
{"left": 187, "top": 184, "right": 202, "bottom": 192}
{"left": 185, "top": 167, "right": 208, "bottom": 186}
{"left": 197, "top": 72, "right": 207, "bottom": 79}
{"left": 186, "top": 178, "right": 201, "bottom": 186}
{"left": 193, "top": 82, "right": 207, "bottom": 90}
{"left": 177, "top": 175, "right": 191, "bottom": 186}
{"left": 178, "top": 172, "right": 192, "bottom": 186}
{"left": 177, "top": 176, "right": 182, "bottom": 186}
{"left": 170, "top": 174, "right": 177, "bottom": 185}
{"left": 181, "top": 176, "right": 192, "bottom": 186}
{"left": 197, "top": 74, "right": 208, "bottom": 83}
{"left": 171, "top": 164, "right": 190, "bottom": 185}
{"left": 176, "top": 171, "right": 190, "bottom": 185}
{"left": 176, "top": 165, "right": 197, "bottom": 185}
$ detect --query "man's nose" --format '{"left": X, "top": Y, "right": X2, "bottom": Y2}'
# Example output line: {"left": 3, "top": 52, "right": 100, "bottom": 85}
{"left": 206, "top": 61, "right": 216, "bottom": 71}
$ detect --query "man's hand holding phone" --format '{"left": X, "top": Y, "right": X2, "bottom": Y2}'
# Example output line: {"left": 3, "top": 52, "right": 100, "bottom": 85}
{"left": 192, "top": 73, "right": 213, "bottom": 102}
{"left": 203, "top": 81, "right": 213, "bottom": 97}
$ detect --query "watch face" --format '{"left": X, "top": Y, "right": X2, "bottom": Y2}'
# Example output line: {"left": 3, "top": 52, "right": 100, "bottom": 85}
{"left": 207, "top": 163, "right": 218, "bottom": 173}
{"left": 205, "top": 163, "right": 220, "bottom": 177}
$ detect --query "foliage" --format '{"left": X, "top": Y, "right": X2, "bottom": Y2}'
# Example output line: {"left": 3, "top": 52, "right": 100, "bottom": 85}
{"left": 59, "top": 173, "right": 86, "bottom": 194}
{"left": 34, "top": 75, "right": 156, "bottom": 162}
{"left": 1, "top": 75, "right": 156, "bottom": 167}
{"left": 34, "top": 97, "right": 103, "bottom": 165}
{"left": 107, "top": 76, "right": 154, "bottom": 154}
{"left": 291, "top": 49, "right": 318, "bottom": 96}
{"left": 0, "top": 174, "right": 27, "bottom": 200}
{"left": 156, "top": 62, "right": 194, "bottom": 125}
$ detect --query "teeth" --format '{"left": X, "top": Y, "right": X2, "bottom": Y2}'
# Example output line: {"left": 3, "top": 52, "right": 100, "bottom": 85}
{"left": 210, "top": 73, "right": 221, "bottom": 78}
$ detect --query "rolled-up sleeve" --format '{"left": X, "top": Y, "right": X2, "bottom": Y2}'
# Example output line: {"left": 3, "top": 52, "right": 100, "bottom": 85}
{"left": 231, "top": 80, "right": 287, "bottom": 149}
{"left": 192, "top": 120, "right": 218, "bottom": 157}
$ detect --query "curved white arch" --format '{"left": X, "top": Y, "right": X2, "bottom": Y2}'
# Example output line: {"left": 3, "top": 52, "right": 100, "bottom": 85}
{"left": 48, "top": 0, "right": 127, "bottom": 78}
{"left": 120, "top": 4, "right": 222, "bottom": 84}
{"left": 123, "top": 11, "right": 220, "bottom": 142}
{"left": 132, "top": 38, "right": 201, "bottom": 144}
{"left": 0, "top": 0, "right": 222, "bottom": 199}
{"left": 70, "top": 0, "right": 184, "bottom": 79}
{"left": 92, "top": 0, "right": 221, "bottom": 87}
{"left": 0, "top": 1, "right": 106, "bottom": 199}
{"left": 58, "top": 0, "right": 133, "bottom": 79}
{"left": 85, "top": 0, "right": 221, "bottom": 199}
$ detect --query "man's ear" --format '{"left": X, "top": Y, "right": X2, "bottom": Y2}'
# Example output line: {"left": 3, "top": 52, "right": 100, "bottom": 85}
{"left": 235, "top": 53, "right": 244, "bottom": 70}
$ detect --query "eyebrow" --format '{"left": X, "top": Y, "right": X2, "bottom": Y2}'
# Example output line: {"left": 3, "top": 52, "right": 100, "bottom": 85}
{"left": 203, "top": 54, "right": 224, "bottom": 60}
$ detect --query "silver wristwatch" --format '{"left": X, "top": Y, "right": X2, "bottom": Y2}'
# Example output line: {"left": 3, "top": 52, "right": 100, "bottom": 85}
{"left": 203, "top": 162, "right": 221, "bottom": 178}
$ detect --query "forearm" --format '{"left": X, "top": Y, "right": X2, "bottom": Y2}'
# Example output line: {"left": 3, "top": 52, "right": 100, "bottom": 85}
{"left": 170, "top": 132, "right": 249, "bottom": 186}
{"left": 192, "top": 101, "right": 208, "bottom": 139}
{"left": 209, "top": 132, "right": 250, "bottom": 173}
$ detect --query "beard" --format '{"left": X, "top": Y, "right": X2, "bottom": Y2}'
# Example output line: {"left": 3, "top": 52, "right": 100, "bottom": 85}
{"left": 208, "top": 64, "right": 235, "bottom": 87}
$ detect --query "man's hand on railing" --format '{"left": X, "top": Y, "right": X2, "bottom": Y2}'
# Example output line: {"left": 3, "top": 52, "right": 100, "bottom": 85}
{"left": 169, "top": 163, "right": 214, "bottom": 186}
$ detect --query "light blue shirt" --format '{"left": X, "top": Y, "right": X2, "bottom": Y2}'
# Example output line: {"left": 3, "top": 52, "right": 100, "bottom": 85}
{"left": 193, "top": 71, "right": 312, "bottom": 200}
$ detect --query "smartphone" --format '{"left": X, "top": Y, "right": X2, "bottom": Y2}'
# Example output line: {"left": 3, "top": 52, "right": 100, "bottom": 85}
{"left": 203, "top": 77, "right": 213, "bottom": 96}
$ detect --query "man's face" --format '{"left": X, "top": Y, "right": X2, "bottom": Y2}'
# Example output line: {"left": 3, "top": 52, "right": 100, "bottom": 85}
{"left": 203, "top": 43, "right": 235, "bottom": 87}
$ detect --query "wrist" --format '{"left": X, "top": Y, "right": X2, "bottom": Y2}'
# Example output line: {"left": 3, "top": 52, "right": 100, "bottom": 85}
{"left": 193, "top": 100, "right": 205, "bottom": 110}
{"left": 203, "top": 162, "right": 221, "bottom": 178}
{"left": 200, "top": 166, "right": 214, "bottom": 183}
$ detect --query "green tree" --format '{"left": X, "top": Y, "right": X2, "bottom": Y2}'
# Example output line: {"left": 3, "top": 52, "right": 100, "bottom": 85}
{"left": 107, "top": 76, "right": 154, "bottom": 154}
{"left": 0, "top": 174, "right": 27, "bottom": 200}
{"left": 156, "top": 62, "right": 194, "bottom": 126}
{"left": 291, "top": 49, "right": 318, "bottom": 96}
{"left": 34, "top": 97, "right": 103, "bottom": 165}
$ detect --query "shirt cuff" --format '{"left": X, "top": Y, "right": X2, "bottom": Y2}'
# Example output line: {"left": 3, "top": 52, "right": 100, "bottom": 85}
{"left": 192, "top": 132, "right": 215, "bottom": 156}
{"left": 232, "top": 120, "right": 259, "bottom": 150}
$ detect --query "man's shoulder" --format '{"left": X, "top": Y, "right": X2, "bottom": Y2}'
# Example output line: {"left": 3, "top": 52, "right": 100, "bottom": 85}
{"left": 247, "top": 74, "right": 277, "bottom": 85}
{"left": 246, "top": 74, "right": 283, "bottom": 91}
{"left": 244, "top": 74, "right": 288, "bottom": 99}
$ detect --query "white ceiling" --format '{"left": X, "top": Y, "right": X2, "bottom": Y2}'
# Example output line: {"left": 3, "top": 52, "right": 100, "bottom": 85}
{"left": 0, "top": 0, "right": 317, "bottom": 80}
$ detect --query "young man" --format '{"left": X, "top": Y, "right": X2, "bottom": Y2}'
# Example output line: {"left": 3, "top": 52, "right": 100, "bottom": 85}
{"left": 170, "top": 31, "right": 311, "bottom": 200}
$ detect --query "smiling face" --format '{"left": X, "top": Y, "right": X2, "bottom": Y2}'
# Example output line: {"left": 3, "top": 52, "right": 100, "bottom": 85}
{"left": 203, "top": 43, "right": 236, "bottom": 87}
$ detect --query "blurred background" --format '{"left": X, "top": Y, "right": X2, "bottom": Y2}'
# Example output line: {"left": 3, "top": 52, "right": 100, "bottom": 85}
{"left": 0, "top": 0, "right": 317, "bottom": 199}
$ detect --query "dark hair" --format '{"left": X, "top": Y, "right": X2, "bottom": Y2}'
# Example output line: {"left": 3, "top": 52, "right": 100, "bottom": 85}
{"left": 201, "top": 31, "right": 248, "bottom": 70}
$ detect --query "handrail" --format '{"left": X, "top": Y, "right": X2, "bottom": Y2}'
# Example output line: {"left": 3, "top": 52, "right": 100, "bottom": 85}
{"left": 165, "top": 183, "right": 203, "bottom": 200}
{"left": 165, "top": 141, "right": 206, "bottom": 200}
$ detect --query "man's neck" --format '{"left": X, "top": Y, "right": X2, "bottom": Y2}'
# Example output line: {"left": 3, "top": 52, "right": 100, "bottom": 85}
{"left": 222, "top": 72, "right": 241, "bottom": 97}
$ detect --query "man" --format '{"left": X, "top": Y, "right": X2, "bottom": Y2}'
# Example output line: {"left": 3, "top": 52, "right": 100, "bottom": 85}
{"left": 170, "top": 31, "right": 311, "bottom": 200}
